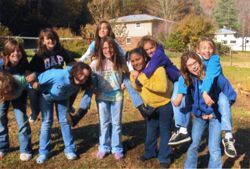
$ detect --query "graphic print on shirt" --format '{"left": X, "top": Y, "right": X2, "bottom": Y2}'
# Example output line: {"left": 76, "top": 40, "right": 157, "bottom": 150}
{"left": 44, "top": 55, "right": 64, "bottom": 69}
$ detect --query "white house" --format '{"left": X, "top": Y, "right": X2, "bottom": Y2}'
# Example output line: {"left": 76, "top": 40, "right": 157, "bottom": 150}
{"left": 110, "top": 14, "right": 175, "bottom": 50}
{"left": 214, "top": 28, "right": 250, "bottom": 51}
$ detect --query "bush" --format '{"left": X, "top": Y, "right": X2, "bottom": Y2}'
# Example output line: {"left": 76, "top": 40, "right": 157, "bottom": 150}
{"left": 215, "top": 42, "right": 231, "bottom": 55}
{"left": 0, "top": 23, "right": 12, "bottom": 48}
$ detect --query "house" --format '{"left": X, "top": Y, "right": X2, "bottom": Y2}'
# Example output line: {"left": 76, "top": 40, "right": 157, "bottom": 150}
{"left": 214, "top": 28, "right": 250, "bottom": 51}
{"left": 110, "top": 14, "right": 175, "bottom": 50}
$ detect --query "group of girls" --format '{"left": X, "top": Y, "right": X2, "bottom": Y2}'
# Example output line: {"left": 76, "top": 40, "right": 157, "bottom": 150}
{"left": 0, "top": 19, "right": 237, "bottom": 168}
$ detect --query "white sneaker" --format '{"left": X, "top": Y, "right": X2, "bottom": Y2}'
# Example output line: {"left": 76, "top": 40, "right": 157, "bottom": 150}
{"left": 28, "top": 116, "right": 36, "bottom": 123}
{"left": 20, "top": 153, "right": 32, "bottom": 161}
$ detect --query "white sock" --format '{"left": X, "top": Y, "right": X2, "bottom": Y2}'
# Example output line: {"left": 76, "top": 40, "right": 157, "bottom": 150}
{"left": 225, "top": 132, "right": 233, "bottom": 140}
{"left": 179, "top": 127, "right": 188, "bottom": 134}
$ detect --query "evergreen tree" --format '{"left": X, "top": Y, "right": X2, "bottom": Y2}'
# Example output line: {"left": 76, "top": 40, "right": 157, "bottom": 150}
{"left": 213, "top": 0, "right": 239, "bottom": 30}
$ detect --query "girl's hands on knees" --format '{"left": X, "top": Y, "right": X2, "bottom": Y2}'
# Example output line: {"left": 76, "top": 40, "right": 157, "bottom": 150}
{"left": 202, "top": 92, "right": 214, "bottom": 106}
{"left": 25, "top": 73, "right": 37, "bottom": 83}
{"left": 172, "top": 94, "right": 183, "bottom": 107}
{"left": 32, "top": 81, "right": 40, "bottom": 89}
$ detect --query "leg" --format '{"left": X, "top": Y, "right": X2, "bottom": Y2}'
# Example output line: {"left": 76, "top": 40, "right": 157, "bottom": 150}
{"left": 27, "top": 88, "right": 40, "bottom": 122}
{"left": 158, "top": 102, "right": 172, "bottom": 164}
{"left": 184, "top": 117, "right": 207, "bottom": 169}
{"left": 97, "top": 100, "right": 111, "bottom": 154}
{"left": 12, "top": 92, "right": 32, "bottom": 155}
{"left": 208, "top": 118, "right": 222, "bottom": 169}
{"left": 56, "top": 100, "right": 76, "bottom": 160}
{"left": 0, "top": 102, "right": 10, "bottom": 153}
{"left": 110, "top": 100, "right": 123, "bottom": 157}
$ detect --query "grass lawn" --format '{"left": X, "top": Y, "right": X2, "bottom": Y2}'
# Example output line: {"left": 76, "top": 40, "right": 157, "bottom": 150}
{"left": 0, "top": 52, "right": 249, "bottom": 168}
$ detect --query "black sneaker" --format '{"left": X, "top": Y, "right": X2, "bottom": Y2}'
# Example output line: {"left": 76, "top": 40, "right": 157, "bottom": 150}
{"left": 160, "top": 162, "right": 170, "bottom": 169}
{"left": 222, "top": 138, "right": 237, "bottom": 158}
{"left": 138, "top": 155, "right": 155, "bottom": 162}
{"left": 67, "top": 108, "right": 88, "bottom": 127}
{"left": 168, "top": 132, "right": 191, "bottom": 146}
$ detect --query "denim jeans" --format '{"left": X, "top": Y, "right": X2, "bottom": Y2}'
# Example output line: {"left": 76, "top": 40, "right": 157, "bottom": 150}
{"left": 0, "top": 91, "right": 32, "bottom": 154}
{"left": 184, "top": 116, "right": 222, "bottom": 169}
{"left": 97, "top": 99, "right": 123, "bottom": 154}
{"left": 171, "top": 81, "right": 191, "bottom": 128}
{"left": 144, "top": 102, "right": 173, "bottom": 163}
{"left": 39, "top": 94, "right": 75, "bottom": 156}
{"left": 218, "top": 92, "right": 232, "bottom": 131}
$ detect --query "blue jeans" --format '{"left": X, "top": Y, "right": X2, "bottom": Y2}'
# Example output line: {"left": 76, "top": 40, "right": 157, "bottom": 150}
{"left": 144, "top": 102, "right": 173, "bottom": 163}
{"left": 97, "top": 99, "right": 123, "bottom": 154}
{"left": 39, "top": 94, "right": 75, "bottom": 156}
{"left": 218, "top": 92, "right": 232, "bottom": 131}
{"left": 171, "top": 81, "right": 191, "bottom": 128}
{"left": 184, "top": 116, "right": 222, "bottom": 169}
{"left": 0, "top": 92, "right": 32, "bottom": 153}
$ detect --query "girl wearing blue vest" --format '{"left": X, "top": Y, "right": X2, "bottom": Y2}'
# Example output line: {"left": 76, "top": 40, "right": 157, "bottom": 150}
{"left": 0, "top": 39, "right": 32, "bottom": 161}
{"left": 35, "top": 62, "right": 92, "bottom": 164}
{"left": 175, "top": 37, "right": 237, "bottom": 158}
{"left": 137, "top": 36, "right": 191, "bottom": 146}
{"left": 182, "top": 51, "right": 235, "bottom": 168}
{"left": 70, "top": 20, "right": 151, "bottom": 127}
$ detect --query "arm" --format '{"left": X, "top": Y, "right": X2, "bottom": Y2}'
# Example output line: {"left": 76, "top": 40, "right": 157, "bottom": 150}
{"left": 79, "top": 41, "right": 95, "bottom": 62}
{"left": 137, "top": 67, "right": 168, "bottom": 93}
{"left": 201, "top": 54, "right": 222, "bottom": 93}
{"left": 130, "top": 71, "right": 142, "bottom": 91}
{"left": 178, "top": 75, "right": 188, "bottom": 94}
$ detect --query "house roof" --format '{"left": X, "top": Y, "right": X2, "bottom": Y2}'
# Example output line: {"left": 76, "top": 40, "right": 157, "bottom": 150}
{"left": 215, "top": 28, "right": 236, "bottom": 35}
{"left": 110, "top": 14, "right": 175, "bottom": 23}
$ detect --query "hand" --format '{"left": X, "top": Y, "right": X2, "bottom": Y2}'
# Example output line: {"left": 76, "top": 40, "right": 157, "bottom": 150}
{"left": 130, "top": 70, "right": 140, "bottom": 79}
{"left": 32, "top": 81, "right": 40, "bottom": 89}
{"left": 171, "top": 94, "right": 183, "bottom": 107}
{"left": 202, "top": 114, "right": 209, "bottom": 120}
{"left": 120, "top": 83, "right": 126, "bottom": 90}
{"left": 25, "top": 73, "right": 36, "bottom": 83}
{"left": 202, "top": 92, "right": 214, "bottom": 106}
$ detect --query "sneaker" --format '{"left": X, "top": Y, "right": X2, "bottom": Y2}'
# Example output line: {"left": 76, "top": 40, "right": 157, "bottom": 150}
{"left": 96, "top": 151, "right": 106, "bottom": 159}
{"left": 160, "top": 162, "right": 170, "bottom": 169}
{"left": 0, "top": 151, "right": 5, "bottom": 159}
{"left": 28, "top": 116, "right": 36, "bottom": 123}
{"left": 20, "top": 153, "right": 32, "bottom": 161}
{"left": 138, "top": 155, "right": 156, "bottom": 162}
{"left": 114, "top": 153, "right": 124, "bottom": 160}
{"left": 222, "top": 138, "right": 237, "bottom": 158}
{"left": 36, "top": 154, "right": 48, "bottom": 164}
{"left": 65, "top": 152, "right": 77, "bottom": 160}
{"left": 168, "top": 131, "right": 191, "bottom": 146}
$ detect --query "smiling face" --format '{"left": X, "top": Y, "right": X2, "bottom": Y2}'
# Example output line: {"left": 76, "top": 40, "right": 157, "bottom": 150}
{"left": 42, "top": 36, "right": 57, "bottom": 51}
{"left": 130, "top": 52, "right": 146, "bottom": 72}
{"left": 186, "top": 57, "right": 201, "bottom": 77}
{"left": 197, "top": 40, "right": 214, "bottom": 60}
{"left": 73, "top": 68, "right": 91, "bottom": 85}
{"left": 98, "top": 23, "right": 109, "bottom": 38}
{"left": 143, "top": 41, "right": 156, "bottom": 57}
{"left": 9, "top": 47, "right": 22, "bottom": 66}
{"left": 102, "top": 41, "right": 114, "bottom": 60}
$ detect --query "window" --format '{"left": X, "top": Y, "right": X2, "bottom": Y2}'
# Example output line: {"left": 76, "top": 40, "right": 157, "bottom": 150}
{"left": 126, "top": 37, "right": 131, "bottom": 44}
{"left": 136, "top": 23, "right": 140, "bottom": 27}
{"left": 230, "top": 40, "right": 236, "bottom": 44}
{"left": 222, "top": 40, "right": 227, "bottom": 44}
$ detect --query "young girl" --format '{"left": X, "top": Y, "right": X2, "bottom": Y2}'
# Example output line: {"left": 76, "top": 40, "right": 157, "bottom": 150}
{"left": 182, "top": 51, "right": 235, "bottom": 168}
{"left": 0, "top": 39, "right": 32, "bottom": 161}
{"left": 137, "top": 35, "right": 191, "bottom": 146}
{"left": 90, "top": 36, "right": 128, "bottom": 160}
{"left": 175, "top": 37, "right": 237, "bottom": 158}
{"left": 35, "top": 62, "right": 92, "bottom": 164}
{"left": 129, "top": 47, "right": 173, "bottom": 168}
{"left": 28, "top": 28, "right": 76, "bottom": 123}
{"left": 70, "top": 20, "right": 150, "bottom": 126}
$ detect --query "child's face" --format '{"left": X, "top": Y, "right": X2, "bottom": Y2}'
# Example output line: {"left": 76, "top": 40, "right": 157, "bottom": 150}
{"left": 102, "top": 42, "right": 114, "bottom": 60}
{"left": 9, "top": 47, "right": 22, "bottom": 66}
{"left": 98, "top": 23, "right": 109, "bottom": 38}
{"left": 143, "top": 42, "right": 156, "bottom": 57}
{"left": 197, "top": 41, "right": 214, "bottom": 60}
{"left": 74, "top": 69, "right": 90, "bottom": 85}
{"left": 130, "top": 53, "right": 146, "bottom": 71}
{"left": 186, "top": 58, "right": 201, "bottom": 77}
{"left": 42, "top": 36, "right": 57, "bottom": 51}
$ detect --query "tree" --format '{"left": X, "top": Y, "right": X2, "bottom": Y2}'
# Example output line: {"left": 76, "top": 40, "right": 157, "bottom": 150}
{"left": 165, "top": 14, "right": 215, "bottom": 52}
{"left": 213, "top": 0, "right": 239, "bottom": 30}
